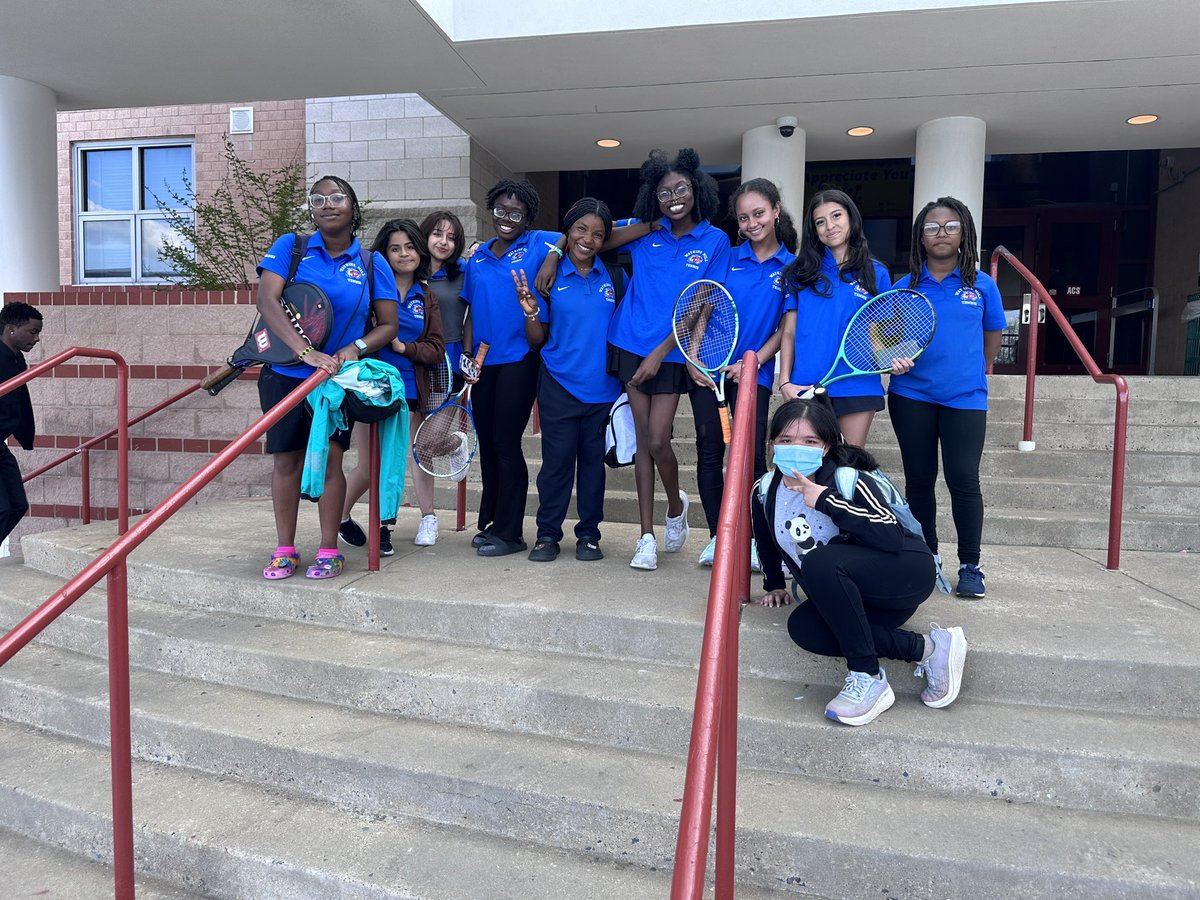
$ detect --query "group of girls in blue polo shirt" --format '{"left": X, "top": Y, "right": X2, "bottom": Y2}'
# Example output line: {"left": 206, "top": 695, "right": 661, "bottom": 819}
{"left": 255, "top": 167, "right": 1004, "bottom": 615}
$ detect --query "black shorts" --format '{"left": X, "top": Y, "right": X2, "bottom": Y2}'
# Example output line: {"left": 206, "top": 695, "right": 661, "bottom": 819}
{"left": 829, "top": 393, "right": 886, "bottom": 417}
{"left": 258, "top": 367, "right": 353, "bottom": 454}
{"left": 608, "top": 345, "right": 690, "bottom": 396}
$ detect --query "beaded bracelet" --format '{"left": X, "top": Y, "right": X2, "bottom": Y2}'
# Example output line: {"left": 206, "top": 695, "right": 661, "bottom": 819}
{"left": 298, "top": 344, "right": 314, "bottom": 360}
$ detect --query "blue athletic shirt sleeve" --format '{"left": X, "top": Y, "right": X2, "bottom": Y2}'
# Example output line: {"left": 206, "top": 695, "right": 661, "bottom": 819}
{"left": 888, "top": 267, "right": 1003, "bottom": 410}
{"left": 376, "top": 282, "right": 424, "bottom": 399}
{"left": 257, "top": 233, "right": 294, "bottom": 281}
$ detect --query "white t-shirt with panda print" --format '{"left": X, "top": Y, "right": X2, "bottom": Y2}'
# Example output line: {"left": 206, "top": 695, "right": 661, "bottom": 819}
{"left": 772, "top": 480, "right": 839, "bottom": 572}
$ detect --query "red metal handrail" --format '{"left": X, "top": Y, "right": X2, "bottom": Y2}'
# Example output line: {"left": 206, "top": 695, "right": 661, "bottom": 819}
{"left": 1, "top": 348, "right": 130, "bottom": 534}
{"left": 672, "top": 351, "right": 759, "bottom": 899}
{"left": 990, "top": 246, "right": 1128, "bottom": 569}
{"left": 21, "top": 381, "right": 202, "bottom": 525}
{"left": 0, "top": 367, "right": 329, "bottom": 900}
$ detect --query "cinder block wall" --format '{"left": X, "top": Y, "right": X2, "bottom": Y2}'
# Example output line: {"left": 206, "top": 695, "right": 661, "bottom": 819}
{"left": 306, "top": 93, "right": 519, "bottom": 246}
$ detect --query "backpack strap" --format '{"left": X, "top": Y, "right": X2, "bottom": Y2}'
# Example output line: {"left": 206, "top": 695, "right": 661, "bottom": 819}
{"left": 834, "top": 466, "right": 860, "bottom": 502}
{"left": 286, "top": 233, "right": 309, "bottom": 285}
{"left": 360, "top": 248, "right": 375, "bottom": 304}
{"left": 600, "top": 259, "right": 627, "bottom": 306}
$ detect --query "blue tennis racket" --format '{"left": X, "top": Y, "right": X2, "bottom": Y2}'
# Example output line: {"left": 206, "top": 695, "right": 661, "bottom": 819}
{"left": 673, "top": 279, "right": 739, "bottom": 443}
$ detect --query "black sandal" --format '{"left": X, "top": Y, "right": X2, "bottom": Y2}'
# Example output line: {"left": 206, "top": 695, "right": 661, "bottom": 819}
{"left": 476, "top": 536, "right": 527, "bottom": 557}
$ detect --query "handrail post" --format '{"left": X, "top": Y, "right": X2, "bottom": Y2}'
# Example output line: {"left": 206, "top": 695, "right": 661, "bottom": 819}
{"left": 106, "top": 560, "right": 135, "bottom": 900}
{"left": 115, "top": 359, "right": 129, "bottom": 535}
{"left": 81, "top": 449, "right": 92, "bottom": 525}
{"left": 367, "top": 422, "right": 380, "bottom": 572}
{"left": 456, "top": 480, "right": 467, "bottom": 532}
{"left": 1108, "top": 378, "right": 1129, "bottom": 570}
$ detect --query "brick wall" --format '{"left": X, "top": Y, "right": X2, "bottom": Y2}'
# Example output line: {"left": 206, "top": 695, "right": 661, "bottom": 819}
{"left": 3, "top": 286, "right": 274, "bottom": 545}
{"left": 57, "top": 100, "right": 307, "bottom": 286}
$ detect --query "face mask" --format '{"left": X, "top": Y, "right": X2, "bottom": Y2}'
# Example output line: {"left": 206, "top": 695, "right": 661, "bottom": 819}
{"left": 773, "top": 444, "right": 825, "bottom": 478}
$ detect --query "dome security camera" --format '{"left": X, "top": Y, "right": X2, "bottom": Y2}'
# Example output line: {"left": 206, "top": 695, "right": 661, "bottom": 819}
{"left": 776, "top": 116, "right": 798, "bottom": 138}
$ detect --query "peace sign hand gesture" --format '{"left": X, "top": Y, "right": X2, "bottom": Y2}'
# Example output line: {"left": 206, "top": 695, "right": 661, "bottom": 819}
{"left": 512, "top": 269, "right": 539, "bottom": 318}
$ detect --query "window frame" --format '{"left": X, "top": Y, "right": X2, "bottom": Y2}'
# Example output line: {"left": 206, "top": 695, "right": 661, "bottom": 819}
{"left": 73, "top": 138, "right": 196, "bottom": 285}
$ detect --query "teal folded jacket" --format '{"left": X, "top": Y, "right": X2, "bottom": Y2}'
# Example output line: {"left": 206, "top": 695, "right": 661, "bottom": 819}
{"left": 303, "top": 360, "right": 409, "bottom": 523}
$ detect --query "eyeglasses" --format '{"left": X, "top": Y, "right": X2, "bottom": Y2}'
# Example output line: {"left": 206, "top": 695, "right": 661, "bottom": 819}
{"left": 922, "top": 220, "right": 962, "bottom": 237}
{"left": 656, "top": 183, "right": 691, "bottom": 203}
{"left": 492, "top": 207, "right": 526, "bottom": 224}
{"left": 309, "top": 193, "right": 349, "bottom": 209}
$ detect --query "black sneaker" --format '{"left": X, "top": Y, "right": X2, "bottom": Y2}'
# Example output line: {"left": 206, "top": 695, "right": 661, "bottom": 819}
{"left": 576, "top": 539, "right": 603, "bottom": 561}
{"left": 339, "top": 517, "right": 367, "bottom": 547}
{"left": 379, "top": 526, "right": 394, "bottom": 557}
{"left": 528, "top": 539, "right": 560, "bottom": 562}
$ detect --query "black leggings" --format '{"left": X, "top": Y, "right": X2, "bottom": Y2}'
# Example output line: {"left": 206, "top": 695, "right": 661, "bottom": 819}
{"left": 471, "top": 350, "right": 540, "bottom": 542}
{"left": 690, "top": 381, "right": 770, "bottom": 537}
{"left": 887, "top": 393, "right": 987, "bottom": 566}
{"left": 788, "top": 542, "right": 934, "bottom": 675}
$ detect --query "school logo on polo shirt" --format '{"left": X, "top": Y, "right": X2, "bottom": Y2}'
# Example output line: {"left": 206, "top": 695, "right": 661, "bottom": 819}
{"left": 770, "top": 270, "right": 784, "bottom": 292}
{"left": 602, "top": 283, "right": 616, "bottom": 303}
{"left": 853, "top": 282, "right": 871, "bottom": 301}
{"left": 407, "top": 297, "right": 425, "bottom": 318}
{"left": 340, "top": 261, "right": 365, "bottom": 285}
{"left": 957, "top": 287, "right": 981, "bottom": 306}
{"left": 685, "top": 250, "right": 709, "bottom": 270}
{"left": 508, "top": 248, "right": 528, "bottom": 263}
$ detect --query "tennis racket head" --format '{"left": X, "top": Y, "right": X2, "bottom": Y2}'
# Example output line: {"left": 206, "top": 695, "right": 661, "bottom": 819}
{"left": 413, "top": 401, "right": 477, "bottom": 478}
{"left": 672, "top": 280, "right": 739, "bottom": 371}
{"left": 425, "top": 352, "right": 452, "bottom": 413}
{"left": 838, "top": 288, "right": 936, "bottom": 376}
{"left": 229, "top": 281, "right": 332, "bottom": 367}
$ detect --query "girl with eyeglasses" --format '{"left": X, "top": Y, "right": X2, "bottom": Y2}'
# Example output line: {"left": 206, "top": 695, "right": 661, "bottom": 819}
{"left": 256, "top": 176, "right": 399, "bottom": 581}
{"left": 778, "top": 189, "right": 899, "bottom": 449}
{"left": 461, "top": 179, "right": 562, "bottom": 557}
{"left": 594, "top": 148, "right": 731, "bottom": 571}
{"left": 338, "top": 218, "right": 445, "bottom": 556}
{"left": 888, "top": 196, "right": 1006, "bottom": 599}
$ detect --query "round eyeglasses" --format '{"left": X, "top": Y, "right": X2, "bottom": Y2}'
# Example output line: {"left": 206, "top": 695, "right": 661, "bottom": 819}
{"left": 492, "top": 207, "right": 526, "bottom": 224}
{"left": 308, "top": 193, "right": 349, "bottom": 209}
{"left": 656, "top": 183, "right": 691, "bottom": 203}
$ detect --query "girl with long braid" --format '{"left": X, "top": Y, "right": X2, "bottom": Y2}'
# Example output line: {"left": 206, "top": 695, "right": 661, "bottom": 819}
{"left": 888, "top": 197, "right": 1006, "bottom": 599}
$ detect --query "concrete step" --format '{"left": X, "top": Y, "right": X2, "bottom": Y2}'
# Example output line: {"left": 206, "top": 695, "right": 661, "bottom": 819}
{"left": 984, "top": 394, "right": 1200, "bottom": 426}
{"left": 986, "top": 374, "right": 1198, "bottom": 402}
{"left": 13, "top": 510, "right": 1200, "bottom": 719}
{"left": 0, "top": 824, "right": 202, "bottom": 899}
{"left": 0, "top": 721, "right": 688, "bottom": 900}
{"left": 2, "top": 702, "right": 1197, "bottom": 900}
{"left": 2, "top": 638, "right": 1197, "bottom": 826}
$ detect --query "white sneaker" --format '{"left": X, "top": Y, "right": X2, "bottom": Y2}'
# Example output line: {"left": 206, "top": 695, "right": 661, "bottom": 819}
{"left": 825, "top": 668, "right": 895, "bottom": 726}
{"left": 664, "top": 490, "right": 690, "bottom": 553}
{"left": 698, "top": 536, "right": 716, "bottom": 567}
{"left": 914, "top": 624, "right": 967, "bottom": 709}
{"left": 630, "top": 533, "right": 658, "bottom": 570}
{"left": 750, "top": 539, "right": 761, "bottom": 573}
{"left": 414, "top": 514, "right": 439, "bottom": 547}
{"left": 448, "top": 431, "right": 471, "bottom": 482}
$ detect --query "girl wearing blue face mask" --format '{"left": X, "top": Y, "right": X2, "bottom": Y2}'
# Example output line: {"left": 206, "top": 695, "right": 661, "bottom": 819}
{"left": 751, "top": 399, "right": 966, "bottom": 727}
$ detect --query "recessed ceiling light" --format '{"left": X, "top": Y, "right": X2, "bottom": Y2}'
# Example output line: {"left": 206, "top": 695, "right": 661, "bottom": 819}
{"left": 847, "top": 126, "right": 874, "bottom": 137}
{"left": 1126, "top": 114, "right": 1158, "bottom": 126}
{"left": 596, "top": 138, "right": 621, "bottom": 148}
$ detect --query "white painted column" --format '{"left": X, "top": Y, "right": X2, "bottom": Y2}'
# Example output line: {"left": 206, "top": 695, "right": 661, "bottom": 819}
{"left": 0, "top": 76, "right": 59, "bottom": 297}
{"left": 911, "top": 116, "right": 987, "bottom": 235}
{"left": 741, "top": 124, "right": 806, "bottom": 220}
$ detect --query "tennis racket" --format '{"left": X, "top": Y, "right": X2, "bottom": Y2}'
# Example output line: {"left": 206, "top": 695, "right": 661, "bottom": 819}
{"left": 802, "top": 288, "right": 936, "bottom": 401}
{"left": 424, "top": 352, "right": 453, "bottom": 413}
{"left": 673, "top": 279, "right": 739, "bottom": 443}
{"left": 201, "top": 282, "right": 332, "bottom": 396}
{"left": 412, "top": 343, "right": 489, "bottom": 479}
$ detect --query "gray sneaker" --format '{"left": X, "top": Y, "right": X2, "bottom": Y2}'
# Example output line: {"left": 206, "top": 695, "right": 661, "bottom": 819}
{"left": 824, "top": 668, "right": 895, "bottom": 726}
{"left": 664, "top": 490, "right": 690, "bottom": 553}
{"left": 914, "top": 624, "right": 967, "bottom": 709}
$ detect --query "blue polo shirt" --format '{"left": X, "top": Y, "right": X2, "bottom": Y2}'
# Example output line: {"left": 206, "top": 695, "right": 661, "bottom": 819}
{"left": 375, "top": 282, "right": 426, "bottom": 401}
{"left": 888, "top": 266, "right": 1007, "bottom": 410}
{"left": 257, "top": 232, "right": 398, "bottom": 379}
{"left": 725, "top": 240, "right": 796, "bottom": 390}
{"left": 463, "top": 229, "right": 561, "bottom": 365}
{"left": 784, "top": 250, "right": 893, "bottom": 398}
{"left": 607, "top": 218, "right": 732, "bottom": 363}
{"left": 536, "top": 257, "right": 622, "bottom": 405}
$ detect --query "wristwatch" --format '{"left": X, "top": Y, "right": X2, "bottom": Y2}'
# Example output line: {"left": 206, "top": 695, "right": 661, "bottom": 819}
{"left": 354, "top": 339, "right": 368, "bottom": 353}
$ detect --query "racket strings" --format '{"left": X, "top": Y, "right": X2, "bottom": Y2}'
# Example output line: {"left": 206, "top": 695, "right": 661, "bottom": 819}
{"left": 414, "top": 403, "right": 475, "bottom": 477}
{"left": 425, "top": 359, "right": 452, "bottom": 412}
{"left": 842, "top": 292, "right": 936, "bottom": 372}
{"left": 674, "top": 287, "right": 738, "bottom": 370}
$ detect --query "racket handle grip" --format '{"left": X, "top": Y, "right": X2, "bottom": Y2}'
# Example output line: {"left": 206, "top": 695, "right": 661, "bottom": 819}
{"left": 799, "top": 386, "right": 817, "bottom": 400}
{"left": 474, "top": 342, "right": 490, "bottom": 367}
{"left": 202, "top": 364, "right": 243, "bottom": 396}
{"left": 719, "top": 406, "right": 732, "bottom": 445}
